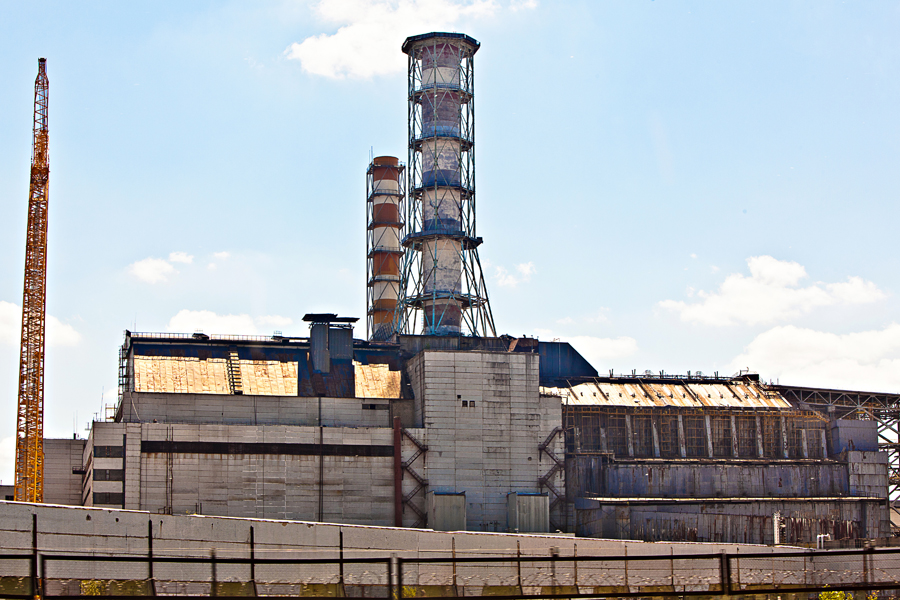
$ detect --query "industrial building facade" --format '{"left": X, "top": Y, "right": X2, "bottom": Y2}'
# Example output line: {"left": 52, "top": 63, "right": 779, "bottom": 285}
{"left": 31, "top": 322, "right": 889, "bottom": 546}
{"left": 29, "top": 31, "right": 897, "bottom": 547}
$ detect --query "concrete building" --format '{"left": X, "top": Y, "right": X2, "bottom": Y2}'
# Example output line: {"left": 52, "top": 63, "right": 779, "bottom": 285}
{"left": 32, "top": 321, "right": 887, "bottom": 546}
{"left": 24, "top": 30, "right": 898, "bottom": 548}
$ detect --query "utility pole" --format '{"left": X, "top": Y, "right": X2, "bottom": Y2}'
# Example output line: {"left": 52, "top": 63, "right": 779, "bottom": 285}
{"left": 14, "top": 58, "right": 50, "bottom": 503}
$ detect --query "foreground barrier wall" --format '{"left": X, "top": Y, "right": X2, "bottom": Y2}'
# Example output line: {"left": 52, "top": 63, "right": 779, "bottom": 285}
{"left": 2, "top": 502, "right": 898, "bottom": 600}
{"left": 0, "top": 501, "right": 784, "bottom": 559}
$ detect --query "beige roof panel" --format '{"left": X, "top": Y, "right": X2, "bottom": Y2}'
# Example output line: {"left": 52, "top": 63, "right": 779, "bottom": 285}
{"left": 542, "top": 379, "right": 790, "bottom": 409}
{"left": 354, "top": 362, "right": 401, "bottom": 399}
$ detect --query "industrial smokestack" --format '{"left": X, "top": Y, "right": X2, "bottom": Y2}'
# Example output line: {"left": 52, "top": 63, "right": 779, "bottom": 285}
{"left": 366, "top": 156, "right": 405, "bottom": 341}
{"left": 397, "top": 32, "right": 495, "bottom": 337}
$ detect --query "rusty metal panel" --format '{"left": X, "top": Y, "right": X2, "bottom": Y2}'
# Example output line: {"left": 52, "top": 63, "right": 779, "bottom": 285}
{"left": 133, "top": 355, "right": 298, "bottom": 396}
{"left": 133, "top": 356, "right": 230, "bottom": 394}
{"left": 354, "top": 362, "right": 401, "bottom": 398}
{"left": 237, "top": 360, "right": 298, "bottom": 396}
{"left": 545, "top": 379, "right": 791, "bottom": 409}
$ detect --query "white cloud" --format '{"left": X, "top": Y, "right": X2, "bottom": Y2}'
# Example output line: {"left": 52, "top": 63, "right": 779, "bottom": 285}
{"left": 167, "top": 310, "right": 258, "bottom": 335}
{"left": 587, "top": 308, "right": 610, "bottom": 323}
{"left": 0, "top": 302, "right": 19, "bottom": 345}
{"left": 129, "top": 258, "right": 176, "bottom": 284}
{"left": 207, "top": 263, "right": 217, "bottom": 271}
{"left": 730, "top": 323, "right": 900, "bottom": 393}
{"left": 166, "top": 310, "right": 294, "bottom": 336}
{"left": 213, "top": 251, "right": 230, "bottom": 259}
{"left": 494, "top": 261, "right": 536, "bottom": 287}
{"left": 556, "top": 317, "right": 575, "bottom": 325}
{"left": 258, "top": 315, "right": 294, "bottom": 328}
{"left": 0, "top": 436, "right": 14, "bottom": 486}
{"left": 532, "top": 326, "right": 638, "bottom": 368}
{"left": 659, "top": 256, "right": 885, "bottom": 326}
{"left": 285, "top": 0, "right": 533, "bottom": 79}
{"left": 690, "top": 253, "right": 697, "bottom": 259}
{"left": 168, "top": 251, "right": 194, "bottom": 264}
{"left": 563, "top": 335, "right": 639, "bottom": 368}
{"left": 0, "top": 301, "right": 81, "bottom": 347}
{"left": 48, "top": 316, "right": 82, "bottom": 346}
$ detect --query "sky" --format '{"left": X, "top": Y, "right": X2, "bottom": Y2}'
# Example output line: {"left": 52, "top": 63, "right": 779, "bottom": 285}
{"left": 0, "top": 0, "right": 899, "bottom": 483}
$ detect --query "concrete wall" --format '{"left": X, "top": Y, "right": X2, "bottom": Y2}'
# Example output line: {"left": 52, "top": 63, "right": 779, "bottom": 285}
{"left": 575, "top": 497, "right": 886, "bottom": 545}
{"left": 0, "top": 501, "right": 798, "bottom": 584}
{"left": 407, "top": 351, "right": 564, "bottom": 532}
{"left": 427, "top": 491, "right": 466, "bottom": 531}
{"left": 0, "top": 502, "right": 840, "bottom": 598}
{"left": 84, "top": 421, "right": 396, "bottom": 525}
{"left": 828, "top": 420, "right": 879, "bottom": 454}
{"left": 570, "top": 458, "right": 855, "bottom": 498}
{"left": 43, "top": 438, "right": 85, "bottom": 506}
{"left": 846, "top": 450, "right": 889, "bottom": 498}
{"left": 121, "top": 392, "right": 406, "bottom": 428}
{"left": 507, "top": 493, "right": 549, "bottom": 533}
{"left": 84, "top": 422, "right": 127, "bottom": 508}
{"left": 569, "top": 453, "right": 889, "bottom": 500}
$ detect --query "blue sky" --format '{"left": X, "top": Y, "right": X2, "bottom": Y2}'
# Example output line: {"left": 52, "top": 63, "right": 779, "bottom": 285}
{"left": 1, "top": 0, "right": 899, "bottom": 481}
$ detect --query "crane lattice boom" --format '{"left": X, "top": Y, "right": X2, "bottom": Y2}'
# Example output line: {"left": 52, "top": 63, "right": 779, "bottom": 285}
{"left": 14, "top": 58, "right": 49, "bottom": 503}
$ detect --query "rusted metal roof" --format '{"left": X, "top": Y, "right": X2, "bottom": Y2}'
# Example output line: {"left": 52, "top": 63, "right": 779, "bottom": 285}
{"left": 354, "top": 362, "right": 401, "bottom": 399}
{"left": 541, "top": 378, "right": 790, "bottom": 409}
{"left": 133, "top": 356, "right": 298, "bottom": 396}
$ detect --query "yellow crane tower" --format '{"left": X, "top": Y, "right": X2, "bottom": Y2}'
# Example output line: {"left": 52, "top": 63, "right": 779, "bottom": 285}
{"left": 14, "top": 58, "right": 50, "bottom": 503}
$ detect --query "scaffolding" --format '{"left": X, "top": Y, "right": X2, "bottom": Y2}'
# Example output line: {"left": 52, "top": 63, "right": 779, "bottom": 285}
{"left": 396, "top": 33, "right": 495, "bottom": 338}
{"left": 775, "top": 385, "right": 900, "bottom": 525}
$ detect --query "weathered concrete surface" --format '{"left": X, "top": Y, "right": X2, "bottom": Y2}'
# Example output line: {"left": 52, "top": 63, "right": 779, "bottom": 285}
{"left": 42, "top": 438, "right": 85, "bottom": 506}
{"left": 1, "top": 501, "right": 871, "bottom": 598}
{"left": 0, "top": 500, "right": 791, "bottom": 558}
{"left": 569, "top": 453, "right": 888, "bottom": 499}
{"left": 407, "top": 351, "right": 564, "bottom": 532}
{"left": 575, "top": 497, "right": 886, "bottom": 545}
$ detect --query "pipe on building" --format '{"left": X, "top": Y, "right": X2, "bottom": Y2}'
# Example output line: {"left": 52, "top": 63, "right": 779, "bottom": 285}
{"left": 393, "top": 416, "right": 403, "bottom": 527}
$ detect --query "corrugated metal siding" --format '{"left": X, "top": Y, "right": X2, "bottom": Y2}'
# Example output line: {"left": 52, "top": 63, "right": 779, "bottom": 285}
{"left": 310, "top": 324, "right": 330, "bottom": 373}
{"left": 329, "top": 328, "right": 353, "bottom": 359}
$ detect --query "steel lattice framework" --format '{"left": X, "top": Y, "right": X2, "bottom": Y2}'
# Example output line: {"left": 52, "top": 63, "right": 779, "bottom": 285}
{"left": 14, "top": 58, "right": 50, "bottom": 503}
{"left": 396, "top": 33, "right": 495, "bottom": 338}
{"left": 775, "top": 384, "right": 900, "bottom": 526}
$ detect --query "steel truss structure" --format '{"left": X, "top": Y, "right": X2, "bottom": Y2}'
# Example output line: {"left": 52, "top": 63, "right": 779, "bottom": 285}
{"left": 14, "top": 58, "right": 50, "bottom": 503}
{"left": 396, "top": 33, "right": 495, "bottom": 338}
{"left": 776, "top": 385, "right": 900, "bottom": 525}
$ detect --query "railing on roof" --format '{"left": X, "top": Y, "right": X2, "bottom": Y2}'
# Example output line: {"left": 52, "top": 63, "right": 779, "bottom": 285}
{"left": 129, "top": 331, "right": 307, "bottom": 343}
{"left": 598, "top": 370, "right": 764, "bottom": 383}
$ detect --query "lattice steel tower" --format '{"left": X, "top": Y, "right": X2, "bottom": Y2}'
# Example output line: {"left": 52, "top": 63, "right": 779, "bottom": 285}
{"left": 14, "top": 58, "right": 50, "bottom": 503}
{"left": 396, "top": 33, "right": 495, "bottom": 337}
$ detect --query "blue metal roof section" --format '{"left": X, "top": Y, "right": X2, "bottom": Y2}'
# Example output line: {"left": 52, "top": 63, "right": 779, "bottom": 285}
{"left": 538, "top": 341, "right": 599, "bottom": 385}
{"left": 402, "top": 32, "right": 480, "bottom": 54}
